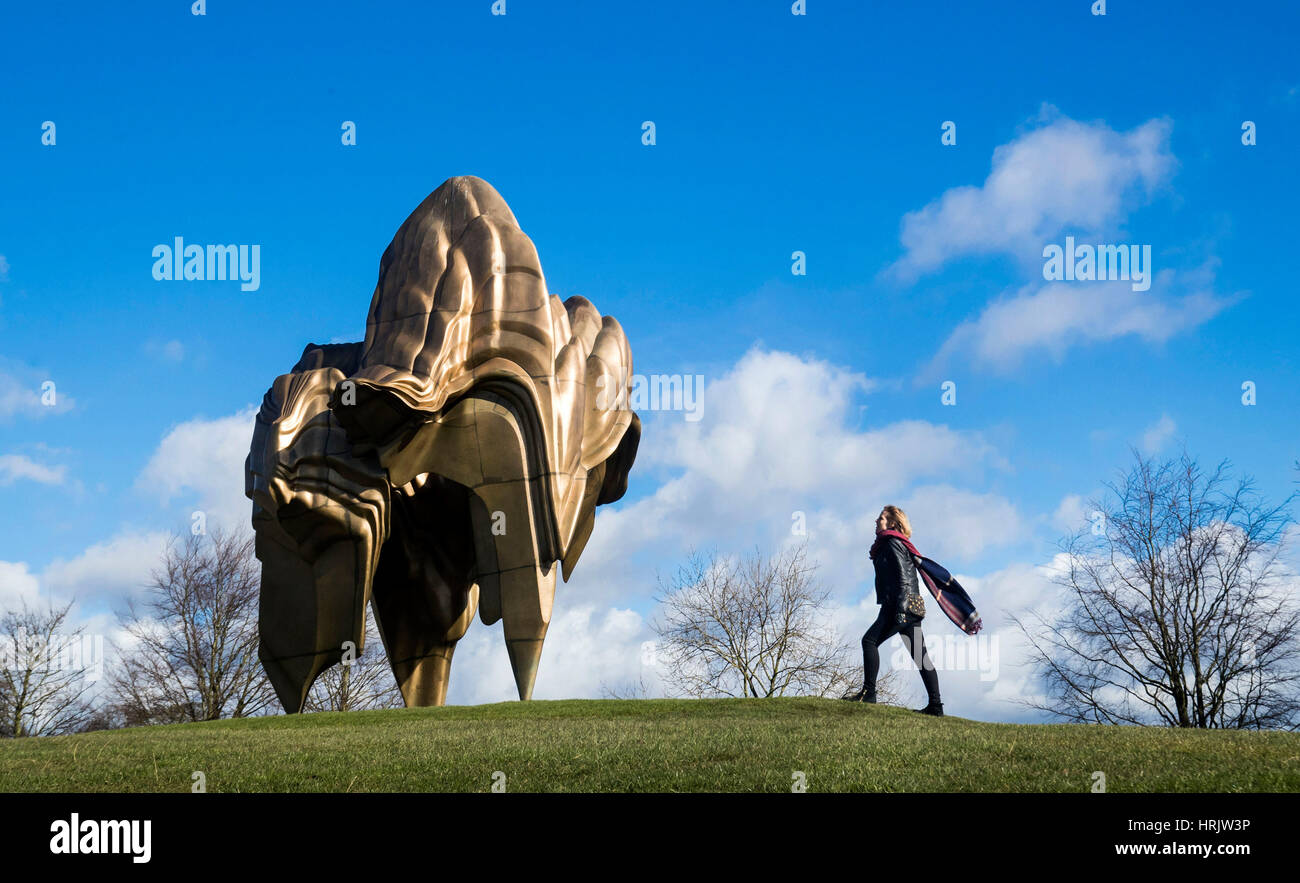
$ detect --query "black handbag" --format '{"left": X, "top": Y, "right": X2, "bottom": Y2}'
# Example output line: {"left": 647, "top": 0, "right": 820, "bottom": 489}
{"left": 901, "top": 589, "right": 926, "bottom": 619}
{"left": 900, "top": 556, "right": 926, "bottom": 619}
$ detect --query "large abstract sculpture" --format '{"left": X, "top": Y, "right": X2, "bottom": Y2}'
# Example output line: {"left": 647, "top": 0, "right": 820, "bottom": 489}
{"left": 245, "top": 176, "right": 640, "bottom": 712}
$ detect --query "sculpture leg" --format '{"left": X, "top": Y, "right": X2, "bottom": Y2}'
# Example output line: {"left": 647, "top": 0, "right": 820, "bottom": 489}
{"left": 374, "top": 586, "right": 478, "bottom": 707}
{"left": 377, "top": 389, "right": 561, "bottom": 701}
{"left": 256, "top": 507, "right": 382, "bottom": 714}
{"left": 370, "top": 477, "right": 479, "bottom": 707}
{"left": 371, "top": 583, "right": 479, "bottom": 707}
{"left": 502, "top": 566, "right": 556, "bottom": 701}
{"left": 470, "top": 484, "right": 556, "bottom": 700}
{"left": 248, "top": 364, "right": 389, "bottom": 714}
{"left": 395, "top": 644, "right": 454, "bottom": 707}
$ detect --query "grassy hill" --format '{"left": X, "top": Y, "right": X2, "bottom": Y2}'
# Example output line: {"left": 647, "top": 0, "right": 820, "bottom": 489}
{"left": 1, "top": 698, "right": 1297, "bottom": 792}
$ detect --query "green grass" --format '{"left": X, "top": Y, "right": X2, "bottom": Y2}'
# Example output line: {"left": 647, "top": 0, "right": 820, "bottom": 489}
{"left": 1, "top": 698, "right": 1297, "bottom": 792}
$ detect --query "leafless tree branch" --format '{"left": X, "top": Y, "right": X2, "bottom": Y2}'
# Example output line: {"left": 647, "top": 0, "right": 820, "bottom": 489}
{"left": 1015, "top": 449, "right": 1300, "bottom": 729}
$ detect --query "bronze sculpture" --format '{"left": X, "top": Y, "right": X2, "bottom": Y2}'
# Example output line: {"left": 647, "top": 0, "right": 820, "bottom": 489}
{"left": 245, "top": 177, "right": 640, "bottom": 712}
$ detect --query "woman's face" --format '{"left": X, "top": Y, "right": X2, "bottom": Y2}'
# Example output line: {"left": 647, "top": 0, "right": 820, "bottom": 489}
{"left": 876, "top": 510, "right": 888, "bottom": 532}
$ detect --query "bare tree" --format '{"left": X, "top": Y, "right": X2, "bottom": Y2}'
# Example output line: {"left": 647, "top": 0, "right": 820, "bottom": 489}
{"left": 652, "top": 545, "right": 866, "bottom": 699}
{"left": 1014, "top": 450, "right": 1300, "bottom": 729}
{"left": 107, "top": 530, "right": 274, "bottom": 723}
{"left": 0, "top": 601, "right": 98, "bottom": 737}
{"left": 302, "top": 608, "right": 403, "bottom": 712}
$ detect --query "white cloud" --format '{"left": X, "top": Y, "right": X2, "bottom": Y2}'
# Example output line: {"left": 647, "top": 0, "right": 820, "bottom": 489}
{"left": 0, "top": 376, "right": 45, "bottom": 420}
{"left": 40, "top": 530, "right": 171, "bottom": 605}
{"left": 0, "top": 554, "right": 135, "bottom": 691}
{"left": 891, "top": 108, "right": 1175, "bottom": 278}
{"left": 898, "top": 485, "right": 1025, "bottom": 561}
{"left": 1140, "top": 413, "right": 1178, "bottom": 454}
{"left": 895, "top": 110, "right": 1235, "bottom": 377}
{"left": 0, "top": 541, "right": 152, "bottom": 659}
{"left": 0, "top": 408, "right": 251, "bottom": 622}
{"left": 0, "top": 359, "right": 74, "bottom": 419}
{"left": 0, "top": 560, "right": 41, "bottom": 609}
{"left": 652, "top": 348, "right": 998, "bottom": 501}
{"left": 922, "top": 268, "right": 1234, "bottom": 378}
{"left": 964, "top": 555, "right": 1070, "bottom": 620}
{"left": 135, "top": 407, "right": 256, "bottom": 531}
{"left": 1052, "top": 494, "right": 1090, "bottom": 534}
{"left": 145, "top": 339, "right": 186, "bottom": 363}
{"left": 0, "top": 453, "right": 66, "bottom": 485}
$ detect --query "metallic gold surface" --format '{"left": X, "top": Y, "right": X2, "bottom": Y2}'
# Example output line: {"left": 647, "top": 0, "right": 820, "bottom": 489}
{"left": 246, "top": 176, "right": 640, "bottom": 711}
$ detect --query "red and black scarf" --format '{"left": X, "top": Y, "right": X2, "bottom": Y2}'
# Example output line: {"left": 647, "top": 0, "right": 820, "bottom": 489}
{"left": 871, "top": 529, "right": 983, "bottom": 635}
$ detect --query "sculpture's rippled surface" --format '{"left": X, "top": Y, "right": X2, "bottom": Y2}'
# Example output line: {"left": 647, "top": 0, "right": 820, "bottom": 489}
{"left": 245, "top": 177, "right": 640, "bottom": 711}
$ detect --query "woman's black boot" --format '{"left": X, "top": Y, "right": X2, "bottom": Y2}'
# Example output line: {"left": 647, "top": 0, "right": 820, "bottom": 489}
{"left": 915, "top": 701, "right": 943, "bottom": 716}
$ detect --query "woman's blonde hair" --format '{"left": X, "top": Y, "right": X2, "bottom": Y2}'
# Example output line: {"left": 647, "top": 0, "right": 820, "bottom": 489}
{"left": 881, "top": 505, "right": 912, "bottom": 537}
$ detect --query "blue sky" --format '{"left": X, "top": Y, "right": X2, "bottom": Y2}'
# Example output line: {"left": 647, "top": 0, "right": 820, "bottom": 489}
{"left": 2, "top": 1, "right": 1298, "bottom": 716}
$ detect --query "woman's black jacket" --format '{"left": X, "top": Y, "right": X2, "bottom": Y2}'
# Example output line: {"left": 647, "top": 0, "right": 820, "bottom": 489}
{"left": 872, "top": 536, "right": 925, "bottom": 618}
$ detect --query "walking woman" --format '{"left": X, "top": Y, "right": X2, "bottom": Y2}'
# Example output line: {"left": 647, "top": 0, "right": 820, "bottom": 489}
{"left": 846, "top": 505, "right": 943, "bottom": 715}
